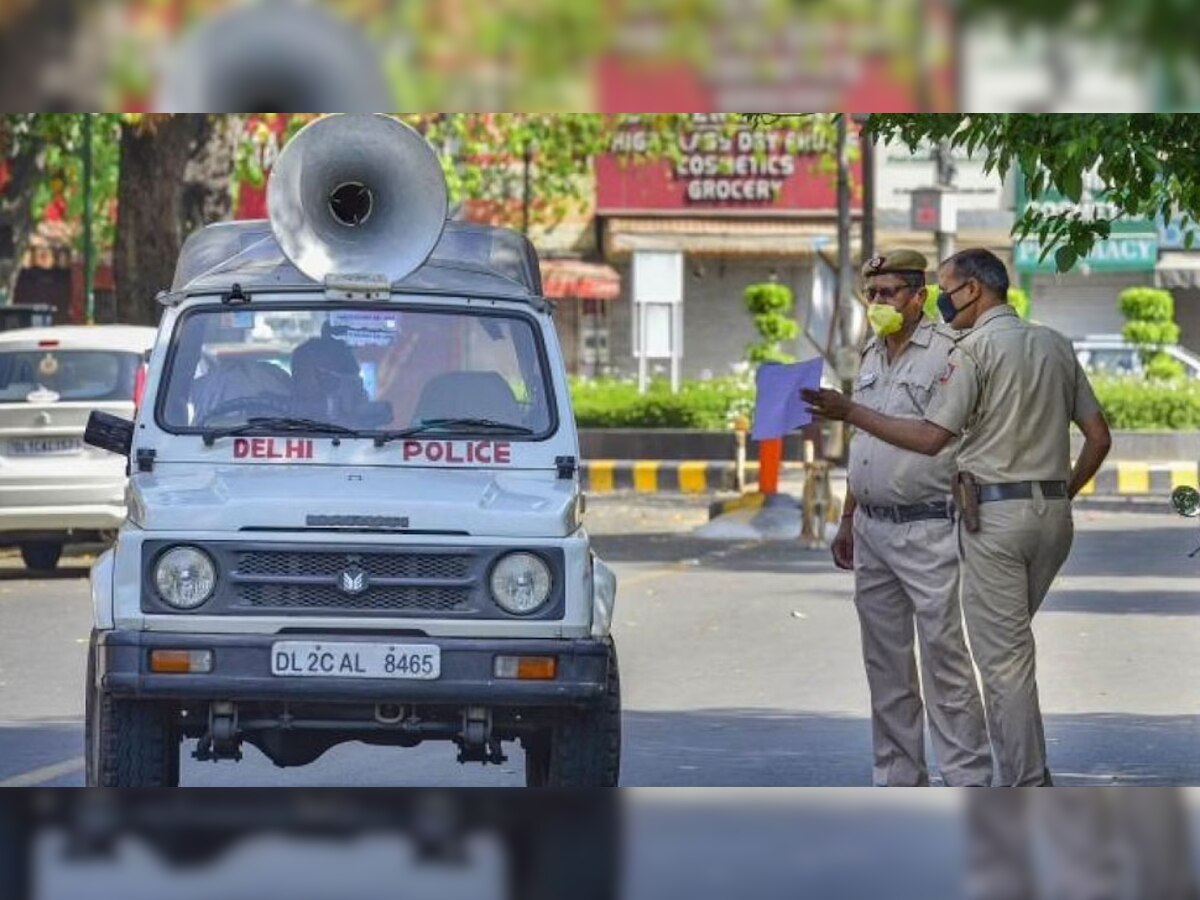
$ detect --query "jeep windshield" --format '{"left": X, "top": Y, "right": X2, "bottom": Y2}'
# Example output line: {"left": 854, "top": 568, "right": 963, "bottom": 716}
{"left": 158, "top": 304, "right": 555, "bottom": 440}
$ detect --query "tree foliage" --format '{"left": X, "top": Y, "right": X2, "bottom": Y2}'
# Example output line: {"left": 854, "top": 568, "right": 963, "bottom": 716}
{"left": 866, "top": 114, "right": 1199, "bottom": 272}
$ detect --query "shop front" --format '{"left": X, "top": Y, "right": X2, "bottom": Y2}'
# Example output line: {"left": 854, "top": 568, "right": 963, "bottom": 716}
{"left": 595, "top": 115, "right": 860, "bottom": 381}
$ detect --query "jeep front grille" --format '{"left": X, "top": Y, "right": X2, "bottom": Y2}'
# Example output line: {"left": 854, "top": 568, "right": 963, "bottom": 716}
{"left": 235, "top": 582, "right": 471, "bottom": 612}
{"left": 236, "top": 550, "right": 472, "bottom": 582}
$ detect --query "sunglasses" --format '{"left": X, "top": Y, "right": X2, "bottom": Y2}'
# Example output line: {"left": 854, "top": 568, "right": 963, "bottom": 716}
{"left": 864, "top": 285, "right": 917, "bottom": 302}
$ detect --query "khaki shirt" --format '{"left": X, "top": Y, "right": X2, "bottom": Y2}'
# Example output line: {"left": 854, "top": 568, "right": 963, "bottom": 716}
{"left": 924, "top": 305, "right": 1102, "bottom": 483}
{"left": 848, "top": 319, "right": 959, "bottom": 506}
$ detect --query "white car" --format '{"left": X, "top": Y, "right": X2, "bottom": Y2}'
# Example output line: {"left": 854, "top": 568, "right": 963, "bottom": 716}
{"left": 0, "top": 325, "right": 156, "bottom": 571}
{"left": 82, "top": 115, "right": 620, "bottom": 787}
{"left": 1073, "top": 335, "right": 1200, "bottom": 379}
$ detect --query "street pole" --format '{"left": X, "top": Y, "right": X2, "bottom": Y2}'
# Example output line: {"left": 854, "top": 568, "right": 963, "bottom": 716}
{"left": 835, "top": 115, "right": 856, "bottom": 375}
{"left": 859, "top": 120, "right": 875, "bottom": 266}
{"left": 82, "top": 114, "right": 94, "bottom": 325}
{"left": 934, "top": 138, "right": 955, "bottom": 263}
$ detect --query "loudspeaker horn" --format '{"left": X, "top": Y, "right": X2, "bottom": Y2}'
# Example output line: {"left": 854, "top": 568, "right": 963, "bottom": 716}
{"left": 267, "top": 113, "right": 449, "bottom": 284}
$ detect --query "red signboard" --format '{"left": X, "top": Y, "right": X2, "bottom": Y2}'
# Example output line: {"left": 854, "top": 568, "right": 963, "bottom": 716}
{"left": 597, "top": 114, "right": 862, "bottom": 215}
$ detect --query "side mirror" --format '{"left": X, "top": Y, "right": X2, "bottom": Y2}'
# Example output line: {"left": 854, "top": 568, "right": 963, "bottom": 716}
{"left": 85, "top": 410, "right": 135, "bottom": 457}
{"left": 1171, "top": 485, "right": 1200, "bottom": 518}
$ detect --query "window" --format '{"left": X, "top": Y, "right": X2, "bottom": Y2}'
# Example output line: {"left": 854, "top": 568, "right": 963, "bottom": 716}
{"left": 159, "top": 304, "right": 555, "bottom": 437}
{"left": 0, "top": 350, "right": 141, "bottom": 403}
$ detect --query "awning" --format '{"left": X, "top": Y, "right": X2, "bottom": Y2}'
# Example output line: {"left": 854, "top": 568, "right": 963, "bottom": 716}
{"left": 1156, "top": 252, "right": 1200, "bottom": 289}
{"left": 602, "top": 216, "right": 839, "bottom": 260}
{"left": 539, "top": 259, "right": 621, "bottom": 301}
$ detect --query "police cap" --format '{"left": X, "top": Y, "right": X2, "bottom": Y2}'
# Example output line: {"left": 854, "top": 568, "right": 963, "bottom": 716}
{"left": 862, "top": 249, "right": 928, "bottom": 280}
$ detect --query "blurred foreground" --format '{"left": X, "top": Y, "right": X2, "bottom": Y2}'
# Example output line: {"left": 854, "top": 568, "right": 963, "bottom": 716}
{"left": 1, "top": 789, "right": 1197, "bottom": 900}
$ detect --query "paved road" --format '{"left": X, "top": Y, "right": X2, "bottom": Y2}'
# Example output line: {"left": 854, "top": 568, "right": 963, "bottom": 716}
{"left": 2, "top": 497, "right": 1198, "bottom": 787}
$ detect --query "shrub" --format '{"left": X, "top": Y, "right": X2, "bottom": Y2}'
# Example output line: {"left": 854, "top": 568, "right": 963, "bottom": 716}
{"left": 1118, "top": 286, "right": 1181, "bottom": 382}
{"left": 568, "top": 376, "right": 754, "bottom": 430}
{"left": 1092, "top": 376, "right": 1200, "bottom": 430}
{"left": 744, "top": 282, "right": 798, "bottom": 364}
{"left": 1119, "top": 287, "right": 1174, "bottom": 323}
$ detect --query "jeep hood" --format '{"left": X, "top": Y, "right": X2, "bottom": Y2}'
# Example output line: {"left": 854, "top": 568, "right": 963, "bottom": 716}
{"left": 130, "top": 464, "right": 580, "bottom": 538}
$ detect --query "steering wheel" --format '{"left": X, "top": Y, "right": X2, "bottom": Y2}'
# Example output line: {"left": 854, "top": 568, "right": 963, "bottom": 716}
{"left": 200, "top": 393, "right": 294, "bottom": 424}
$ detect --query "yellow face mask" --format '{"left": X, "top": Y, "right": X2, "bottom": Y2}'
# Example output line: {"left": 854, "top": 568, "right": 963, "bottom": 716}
{"left": 867, "top": 302, "right": 905, "bottom": 337}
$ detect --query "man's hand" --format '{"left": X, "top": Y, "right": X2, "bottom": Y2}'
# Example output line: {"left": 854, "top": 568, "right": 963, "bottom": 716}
{"left": 802, "top": 387, "right": 854, "bottom": 422}
{"left": 831, "top": 518, "right": 854, "bottom": 570}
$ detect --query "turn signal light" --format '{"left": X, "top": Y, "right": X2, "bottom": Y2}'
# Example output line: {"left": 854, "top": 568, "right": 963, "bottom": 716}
{"left": 149, "top": 649, "right": 213, "bottom": 674}
{"left": 494, "top": 655, "right": 557, "bottom": 680}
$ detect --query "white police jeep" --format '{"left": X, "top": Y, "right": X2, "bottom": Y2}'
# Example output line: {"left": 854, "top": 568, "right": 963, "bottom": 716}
{"left": 83, "top": 114, "right": 620, "bottom": 787}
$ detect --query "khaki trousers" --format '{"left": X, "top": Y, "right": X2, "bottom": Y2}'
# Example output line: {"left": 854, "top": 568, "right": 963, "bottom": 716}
{"left": 960, "top": 494, "right": 1073, "bottom": 787}
{"left": 853, "top": 511, "right": 993, "bottom": 786}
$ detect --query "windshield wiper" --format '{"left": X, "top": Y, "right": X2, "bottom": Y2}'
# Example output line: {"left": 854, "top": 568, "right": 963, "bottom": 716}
{"left": 373, "top": 417, "right": 535, "bottom": 447}
{"left": 201, "top": 417, "right": 361, "bottom": 447}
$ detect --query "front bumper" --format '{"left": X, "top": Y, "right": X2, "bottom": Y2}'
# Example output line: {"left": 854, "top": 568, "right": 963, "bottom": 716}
{"left": 95, "top": 631, "right": 611, "bottom": 707}
{"left": 0, "top": 502, "right": 126, "bottom": 534}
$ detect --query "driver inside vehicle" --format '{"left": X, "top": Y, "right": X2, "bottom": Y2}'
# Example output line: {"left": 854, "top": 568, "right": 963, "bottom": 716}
{"left": 192, "top": 357, "right": 293, "bottom": 425}
{"left": 289, "top": 332, "right": 391, "bottom": 429}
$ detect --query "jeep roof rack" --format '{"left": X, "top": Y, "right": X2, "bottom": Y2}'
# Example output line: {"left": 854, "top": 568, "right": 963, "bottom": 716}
{"left": 171, "top": 219, "right": 544, "bottom": 301}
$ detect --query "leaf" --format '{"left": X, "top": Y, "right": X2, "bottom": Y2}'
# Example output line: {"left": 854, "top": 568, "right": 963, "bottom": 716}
{"left": 1055, "top": 246, "right": 1078, "bottom": 272}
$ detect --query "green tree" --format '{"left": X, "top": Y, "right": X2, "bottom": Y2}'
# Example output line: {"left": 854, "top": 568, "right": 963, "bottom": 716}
{"left": 744, "top": 281, "right": 799, "bottom": 364}
{"left": 867, "top": 115, "right": 1200, "bottom": 272}
{"left": 749, "top": 114, "right": 1200, "bottom": 274}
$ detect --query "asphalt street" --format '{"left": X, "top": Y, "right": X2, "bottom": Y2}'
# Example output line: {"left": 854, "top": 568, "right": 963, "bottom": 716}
{"left": 2, "top": 496, "right": 1198, "bottom": 787}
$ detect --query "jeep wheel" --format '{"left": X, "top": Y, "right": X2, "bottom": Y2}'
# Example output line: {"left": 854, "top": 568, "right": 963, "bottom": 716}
{"left": 20, "top": 541, "right": 62, "bottom": 572}
{"left": 524, "top": 639, "right": 621, "bottom": 787}
{"left": 85, "top": 638, "right": 180, "bottom": 787}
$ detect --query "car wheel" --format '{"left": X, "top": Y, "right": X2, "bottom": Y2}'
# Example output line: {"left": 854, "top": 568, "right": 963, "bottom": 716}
{"left": 522, "top": 639, "right": 621, "bottom": 788}
{"left": 86, "top": 636, "right": 180, "bottom": 787}
{"left": 20, "top": 542, "right": 62, "bottom": 572}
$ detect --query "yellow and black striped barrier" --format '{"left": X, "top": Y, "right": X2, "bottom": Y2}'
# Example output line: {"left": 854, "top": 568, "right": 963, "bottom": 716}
{"left": 1077, "top": 461, "right": 1198, "bottom": 497}
{"left": 580, "top": 460, "right": 1199, "bottom": 498}
{"left": 581, "top": 460, "right": 806, "bottom": 495}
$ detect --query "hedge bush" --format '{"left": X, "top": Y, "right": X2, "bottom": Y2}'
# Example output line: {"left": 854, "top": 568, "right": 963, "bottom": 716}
{"left": 569, "top": 376, "right": 753, "bottom": 430}
{"left": 1092, "top": 376, "right": 1200, "bottom": 430}
{"left": 570, "top": 375, "right": 1200, "bottom": 431}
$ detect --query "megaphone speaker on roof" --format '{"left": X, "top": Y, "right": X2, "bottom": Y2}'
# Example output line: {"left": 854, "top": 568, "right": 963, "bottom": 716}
{"left": 266, "top": 114, "right": 450, "bottom": 285}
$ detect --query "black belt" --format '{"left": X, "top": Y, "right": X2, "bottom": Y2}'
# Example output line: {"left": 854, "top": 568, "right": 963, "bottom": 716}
{"left": 977, "top": 480, "right": 1068, "bottom": 503}
{"left": 861, "top": 501, "right": 953, "bottom": 524}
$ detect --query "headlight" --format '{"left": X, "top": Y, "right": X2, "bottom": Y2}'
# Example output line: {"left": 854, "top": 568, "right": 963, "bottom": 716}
{"left": 489, "top": 552, "right": 552, "bottom": 615}
{"left": 154, "top": 546, "right": 217, "bottom": 609}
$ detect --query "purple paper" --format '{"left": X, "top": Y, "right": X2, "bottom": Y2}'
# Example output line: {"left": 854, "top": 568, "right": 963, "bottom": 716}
{"left": 751, "top": 358, "right": 824, "bottom": 440}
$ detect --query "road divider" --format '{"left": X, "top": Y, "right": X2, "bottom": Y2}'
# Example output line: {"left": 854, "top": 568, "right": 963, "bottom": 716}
{"left": 581, "top": 459, "right": 1199, "bottom": 499}
{"left": 583, "top": 460, "right": 810, "bottom": 495}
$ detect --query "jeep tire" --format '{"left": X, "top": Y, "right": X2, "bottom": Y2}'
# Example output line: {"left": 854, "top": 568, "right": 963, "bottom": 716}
{"left": 85, "top": 636, "right": 180, "bottom": 787}
{"left": 20, "top": 541, "right": 62, "bottom": 572}
{"left": 524, "top": 638, "right": 621, "bottom": 787}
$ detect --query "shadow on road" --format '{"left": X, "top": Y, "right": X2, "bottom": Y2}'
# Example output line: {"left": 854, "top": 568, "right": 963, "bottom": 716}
{"left": 5, "top": 710, "right": 1195, "bottom": 787}
{"left": 1043, "top": 588, "right": 1200, "bottom": 616}
{"left": 0, "top": 567, "right": 91, "bottom": 582}
{"left": 622, "top": 709, "right": 1200, "bottom": 786}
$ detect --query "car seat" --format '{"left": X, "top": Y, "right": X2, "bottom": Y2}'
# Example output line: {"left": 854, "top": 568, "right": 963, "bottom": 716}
{"left": 411, "top": 371, "right": 522, "bottom": 426}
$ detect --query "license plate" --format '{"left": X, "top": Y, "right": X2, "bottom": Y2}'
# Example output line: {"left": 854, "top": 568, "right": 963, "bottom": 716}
{"left": 6, "top": 437, "right": 83, "bottom": 456}
{"left": 270, "top": 641, "right": 441, "bottom": 680}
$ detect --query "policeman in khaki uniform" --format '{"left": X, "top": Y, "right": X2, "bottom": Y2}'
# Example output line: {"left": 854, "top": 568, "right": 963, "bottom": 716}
{"left": 806, "top": 248, "right": 1112, "bottom": 787}
{"left": 835, "top": 249, "right": 992, "bottom": 787}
